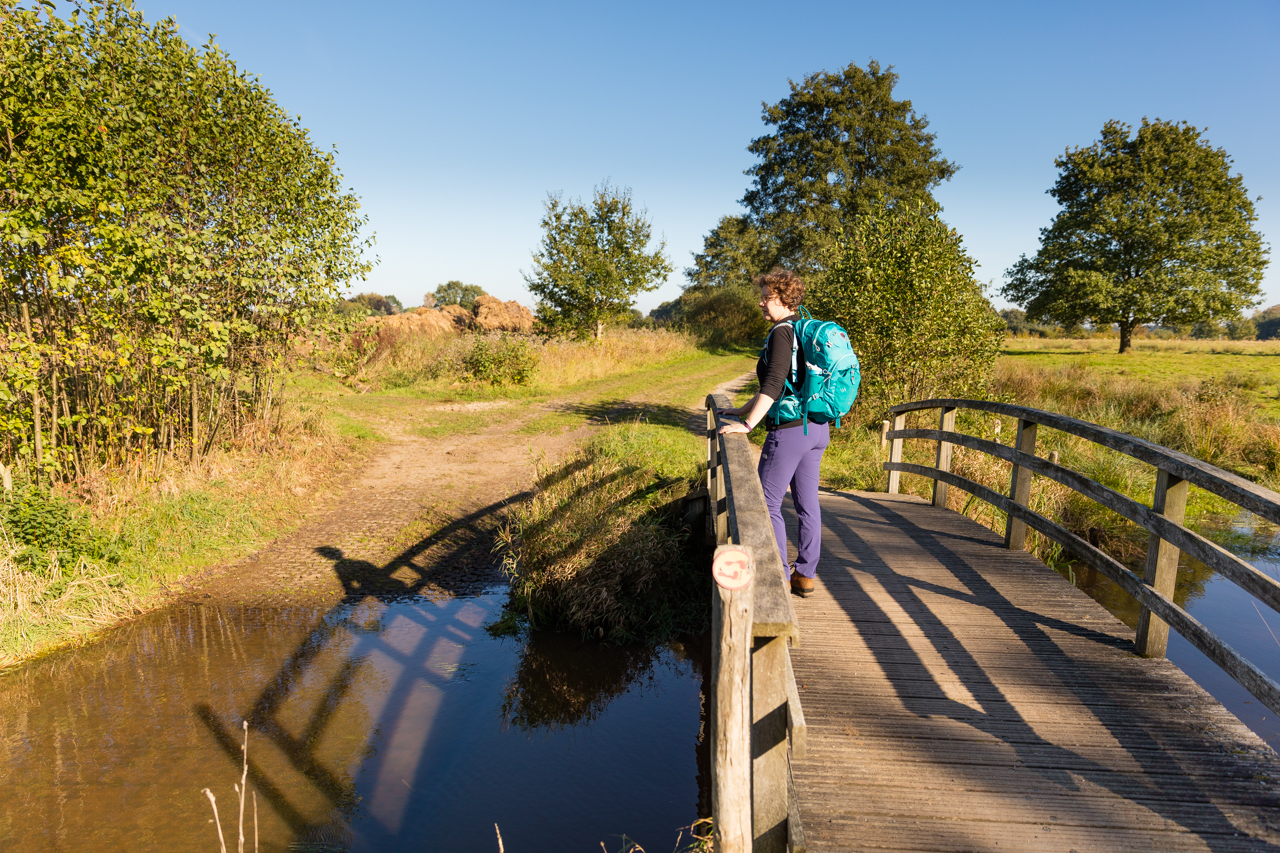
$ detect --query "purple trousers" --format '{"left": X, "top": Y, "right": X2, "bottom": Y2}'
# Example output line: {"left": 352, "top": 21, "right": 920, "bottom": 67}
{"left": 757, "top": 422, "right": 829, "bottom": 579}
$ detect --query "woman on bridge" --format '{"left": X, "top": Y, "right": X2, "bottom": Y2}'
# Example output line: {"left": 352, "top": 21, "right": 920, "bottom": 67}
{"left": 717, "top": 268, "right": 828, "bottom": 598}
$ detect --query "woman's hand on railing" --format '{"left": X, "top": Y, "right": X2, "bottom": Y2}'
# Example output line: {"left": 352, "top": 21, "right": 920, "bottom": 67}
{"left": 718, "top": 419, "right": 750, "bottom": 435}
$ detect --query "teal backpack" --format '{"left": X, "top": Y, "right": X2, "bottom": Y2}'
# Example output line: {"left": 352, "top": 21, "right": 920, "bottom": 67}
{"left": 762, "top": 307, "right": 860, "bottom": 434}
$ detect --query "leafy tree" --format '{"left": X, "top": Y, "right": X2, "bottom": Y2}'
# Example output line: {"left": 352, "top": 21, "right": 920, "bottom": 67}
{"left": 347, "top": 293, "right": 398, "bottom": 316}
{"left": 384, "top": 294, "right": 404, "bottom": 314}
{"left": 524, "top": 183, "right": 672, "bottom": 339}
{"left": 0, "top": 0, "right": 371, "bottom": 473}
{"left": 432, "top": 280, "right": 486, "bottom": 312}
{"left": 807, "top": 198, "right": 1004, "bottom": 418}
{"left": 684, "top": 215, "right": 776, "bottom": 290}
{"left": 1254, "top": 305, "right": 1280, "bottom": 341}
{"left": 741, "top": 60, "right": 957, "bottom": 274}
{"left": 1003, "top": 119, "right": 1268, "bottom": 354}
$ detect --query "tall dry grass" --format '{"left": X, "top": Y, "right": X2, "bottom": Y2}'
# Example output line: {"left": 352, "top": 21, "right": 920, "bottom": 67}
{"left": 846, "top": 361, "right": 1280, "bottom": 572}
{"left": 344, "top": 326, "right": 702, "bottom": 393}
{"left": 991, "top": 361, "right": 1280, "bottom": 483}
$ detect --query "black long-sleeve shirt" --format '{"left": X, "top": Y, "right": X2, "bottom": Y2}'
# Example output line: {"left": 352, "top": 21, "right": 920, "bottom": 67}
{"left": 757, "top": 315, "right": 807, "bottom": 428}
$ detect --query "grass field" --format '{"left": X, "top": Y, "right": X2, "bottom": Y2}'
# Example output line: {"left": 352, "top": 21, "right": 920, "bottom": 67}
{"left": 1002, "top": 337, "right": 1280, "bottom": 418}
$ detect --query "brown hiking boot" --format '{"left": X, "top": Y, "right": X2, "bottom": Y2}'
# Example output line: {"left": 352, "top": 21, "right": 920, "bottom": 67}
{"left": 790, "top": 570, "right": 814, "bottom": 598}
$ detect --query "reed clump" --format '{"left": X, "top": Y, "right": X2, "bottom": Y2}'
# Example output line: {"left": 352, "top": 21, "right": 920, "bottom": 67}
{"left": 498, "top": 420, "right": 706, "bottom": 641}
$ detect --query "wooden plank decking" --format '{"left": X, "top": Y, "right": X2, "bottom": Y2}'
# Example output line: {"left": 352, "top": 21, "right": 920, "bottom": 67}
{"left": 788, "top": 490, "right": 1280, "bottom": 852}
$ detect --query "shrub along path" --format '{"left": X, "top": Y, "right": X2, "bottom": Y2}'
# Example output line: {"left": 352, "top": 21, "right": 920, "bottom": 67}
{"left": 172, "top": 354, "right": 755, "bottom": 608}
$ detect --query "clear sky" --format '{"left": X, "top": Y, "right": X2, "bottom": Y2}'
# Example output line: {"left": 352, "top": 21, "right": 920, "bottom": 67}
{"left": 127, "top": 0, "right": 1279, "bottom": 315}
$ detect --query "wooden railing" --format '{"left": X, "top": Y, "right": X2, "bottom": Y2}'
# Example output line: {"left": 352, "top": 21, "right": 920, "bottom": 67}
{"left": 705, "top": 394, "right": 807, "bottom": 853}
{"left": 883, "top": 398, "right": 1280, "bottom": 717}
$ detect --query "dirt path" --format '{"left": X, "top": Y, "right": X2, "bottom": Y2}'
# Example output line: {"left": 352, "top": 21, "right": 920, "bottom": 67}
{"left": 180, "top": 369, "right": 754, "bottom": 607}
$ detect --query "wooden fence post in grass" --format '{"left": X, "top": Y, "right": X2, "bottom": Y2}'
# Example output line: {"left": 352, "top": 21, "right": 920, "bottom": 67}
{"left": 887, "top": 413, "right": 906, "bottom": 495}
{"left": 1004, "top": 419, "right": 1038, "bottom": 550}
{"left": 933, "top": 406, "right": 956, "bottom": 508}
{"left": 1136, "top": 469, "right": 1189, "bottom": 658}
{"left": 711, "top": 544, "right": 754, "bottom": 853}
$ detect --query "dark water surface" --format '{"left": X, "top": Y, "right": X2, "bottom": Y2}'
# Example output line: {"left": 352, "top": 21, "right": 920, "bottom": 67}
{"left": 0, "top": 594, "right": 709, "bottom": 852}
{"left": 1056, "top": 513, "right": 1280, "bottom": 751}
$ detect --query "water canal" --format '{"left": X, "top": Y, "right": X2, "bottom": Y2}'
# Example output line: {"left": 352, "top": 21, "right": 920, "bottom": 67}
{"left": 1056, "top": 511, "right": 1280, "bottom": 751}
{"left": 2, "top": 509, "right": 1277, "bottom": 851}
{"left": 0, "top": 593, "right": 709, "bottom": 852}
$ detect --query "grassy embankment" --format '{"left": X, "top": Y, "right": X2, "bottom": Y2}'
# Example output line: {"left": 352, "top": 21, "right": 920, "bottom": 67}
{"left": 1, "top": 328, "right": 753, "bottom": 666}
{"left": 769, "top": 338, "right": 1280, "bottom": 620}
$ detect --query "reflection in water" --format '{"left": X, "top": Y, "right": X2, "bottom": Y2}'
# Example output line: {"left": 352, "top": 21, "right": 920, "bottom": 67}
{"left": 0, "top": 593, "right": 708, "bottom": 852}
{"left": 1053, "top": 511, "right": 1280, "bottom": 749}
{"left": 503, "top": 632, "right": 665, "bottom": 731}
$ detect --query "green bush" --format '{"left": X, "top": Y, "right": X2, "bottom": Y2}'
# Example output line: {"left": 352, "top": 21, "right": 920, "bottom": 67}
{"left": 1, "top": 484, "right": 120, "bottom": 574}
{"left": 465, "top": 336, "right": 539, "bottom": 385}
{"left": 809, "top": 197, "right": 1004, "bottom": 420}
{"left": 653, "top": 285, "right": 769, "bottom": 348}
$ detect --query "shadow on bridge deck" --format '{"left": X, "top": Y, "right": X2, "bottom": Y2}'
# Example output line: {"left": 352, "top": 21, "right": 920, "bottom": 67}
{"left": 788, "top": 489, "right": 1280, "bottom": 852}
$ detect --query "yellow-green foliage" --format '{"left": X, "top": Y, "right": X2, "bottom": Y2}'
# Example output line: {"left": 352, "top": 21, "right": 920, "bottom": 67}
{"left": 499, "top": 421, "right": 705, "bottom": 640}
{"left": 808, "top": 198, "right": 1005, "bottom": 420}
{"left": 1, "top": 2, "right": 371, "bottom": 476}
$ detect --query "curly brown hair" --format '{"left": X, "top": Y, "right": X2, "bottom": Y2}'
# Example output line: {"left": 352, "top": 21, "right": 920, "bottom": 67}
{"left": 755, "top": 267, "right": 805, "bottom": 310}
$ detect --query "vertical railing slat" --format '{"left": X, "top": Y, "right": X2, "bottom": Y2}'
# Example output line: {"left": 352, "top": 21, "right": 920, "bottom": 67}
{"left": 932, "top": 406, "right": 957, "bottom": 508}
{"left": 1136, "top": 470, "right": 1189, "bottom": 658}
{"left": 886, "top": 413, "right": 906, "bottom": 495}
{"left": 1004, "top": 419, "right": 1038, "bottom": 550}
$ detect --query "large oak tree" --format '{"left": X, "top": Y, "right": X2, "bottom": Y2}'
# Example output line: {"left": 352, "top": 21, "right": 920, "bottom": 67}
{"left": 1004, "top": 119, "right": 1268, "bottom": 353}
{"left": 739, "top": 60, "right": 957, "bottom": 275}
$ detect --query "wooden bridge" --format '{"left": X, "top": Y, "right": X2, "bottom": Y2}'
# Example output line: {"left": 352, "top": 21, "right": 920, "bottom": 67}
{"left": 703, "top": 394, "right": 1280, "bottom": 853}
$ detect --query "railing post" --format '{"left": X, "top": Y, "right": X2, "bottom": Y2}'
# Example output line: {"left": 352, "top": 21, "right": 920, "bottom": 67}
{"left": 711, "top": 546, "right": 754, "bottom": 852}
{"left": 1004, "top": 419, "right": 1038, "bottom": 550}
{"left": 708, "top": 404, "right": 729, "bottom": 545}
{"left": 932, "top": 407, "right": 956, "bottom": 508}
{"left": 752, "top": 634, "right": 789, "bottom": 852}
{"left": 886, "top": 413, "right": 906, "bottom": 495}
{"left": 1136, "top": 470, "right": 1189, "bottom": 658}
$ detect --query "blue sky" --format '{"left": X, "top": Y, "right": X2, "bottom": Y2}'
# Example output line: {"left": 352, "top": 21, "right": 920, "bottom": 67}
{"left": 130, "top": 0, "right": 1279, "bottom": 315}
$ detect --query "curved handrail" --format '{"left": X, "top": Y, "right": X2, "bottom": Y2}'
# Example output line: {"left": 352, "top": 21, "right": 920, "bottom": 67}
{"left": 883, "top": 398, "right": 1280, "bottom": 718}
{"left": 889, "top": 398, "right": 1280, "bottom": 524}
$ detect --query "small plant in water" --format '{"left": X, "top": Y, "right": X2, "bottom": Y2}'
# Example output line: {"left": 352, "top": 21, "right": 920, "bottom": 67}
{"left": 202, "top": 721, "right": 259, "bottom": 853}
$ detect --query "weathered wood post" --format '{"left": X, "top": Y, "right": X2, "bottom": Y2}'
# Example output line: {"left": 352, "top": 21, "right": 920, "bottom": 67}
{"left": 886, "top": 413, "right": 906, "bottom": 495}
{"left": 711, "top": 545, "right": 754, "bottom": 852}
{"left": 753, "top": 633, "right": 789, "bottom": 852}
{"left": 1004, "top": 419, "right": 1038, "bottom": 550}
{"left": 932, "top": 406, "right": 957, "bottom": 508}
{"left": 1136, "top": 469, "right": 1189, "bottom": 658}
{"left": 880, "top": 420, "right": 890, "bottom": 450}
